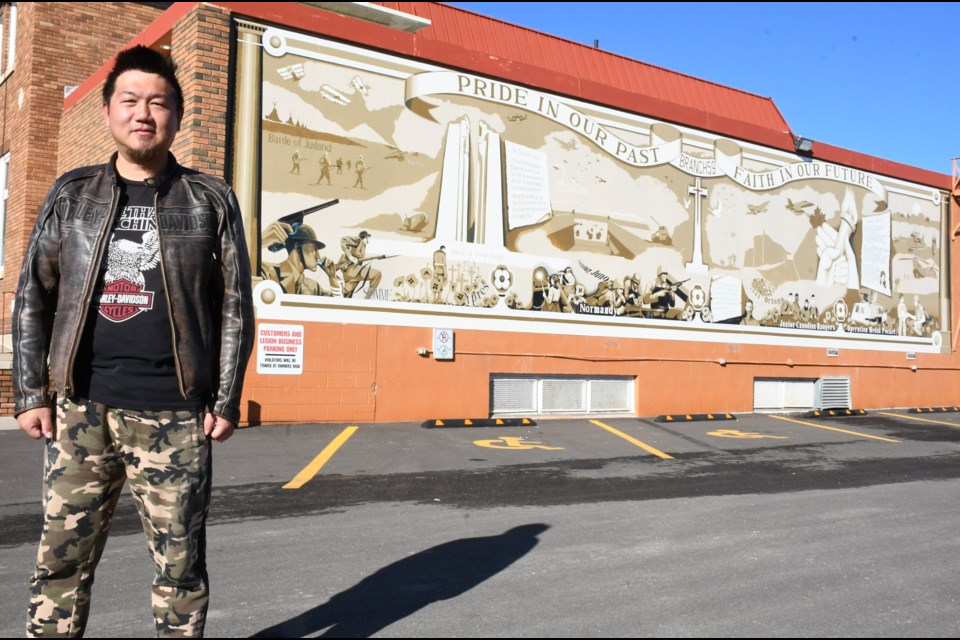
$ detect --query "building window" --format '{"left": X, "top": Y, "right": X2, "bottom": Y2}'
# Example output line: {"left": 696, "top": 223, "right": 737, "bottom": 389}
{"left": 0, "top": 153, "right": 9, "bottom": 276}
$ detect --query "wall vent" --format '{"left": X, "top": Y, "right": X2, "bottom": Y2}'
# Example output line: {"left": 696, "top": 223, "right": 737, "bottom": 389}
{"left": 491, "top": 376, "right": 633, "bottom": 416}
{"left": 814, "top": 376, "right": 852, "bottom": 410}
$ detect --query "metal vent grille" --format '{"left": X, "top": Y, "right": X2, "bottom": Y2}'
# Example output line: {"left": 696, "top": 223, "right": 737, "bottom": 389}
{"left": 541, "top": 379, "right": 586, "bottom": 413}
{"left": 815, "top": 377, "right": 852, "bottom": 410}
{"left": 590, "top": 379, "right": 631, "bottom": 412}
{"left": 491, "top": 378, "right": 537, "bottom": 414}
{"left": 491, "top": 376, "right": 633, "bottom": 416}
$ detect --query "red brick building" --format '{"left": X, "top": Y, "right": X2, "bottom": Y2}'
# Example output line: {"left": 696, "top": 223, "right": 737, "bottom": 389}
{"left": 0, "top": 2, "right": 167, "bottom": 414}
{"left": 2, "top": 2, "right": 958, "bottom": 423}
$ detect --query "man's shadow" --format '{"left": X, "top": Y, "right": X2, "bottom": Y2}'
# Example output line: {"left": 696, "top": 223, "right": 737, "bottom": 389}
{"left": 251, "top": 523, "right": 550, "bottom": 638}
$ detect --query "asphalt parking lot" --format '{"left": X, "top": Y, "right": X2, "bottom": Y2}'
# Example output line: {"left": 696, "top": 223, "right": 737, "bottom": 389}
{"left": 2, "top": 409, "right": 960, "bottom": 637}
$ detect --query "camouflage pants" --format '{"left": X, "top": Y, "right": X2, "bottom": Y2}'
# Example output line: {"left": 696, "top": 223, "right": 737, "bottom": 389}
{"left": 27, "top": 397, "right": 211, "bottom": 638}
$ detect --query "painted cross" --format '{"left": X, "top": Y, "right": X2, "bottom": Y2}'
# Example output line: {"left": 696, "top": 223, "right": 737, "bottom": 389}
{"left": 686, "top": 177, "right": 709, "bottom": 273}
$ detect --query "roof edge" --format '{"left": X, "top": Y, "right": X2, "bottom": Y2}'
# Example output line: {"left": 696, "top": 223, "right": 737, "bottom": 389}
{"left": 812, "top": 142, "right": 950, "bottom": 191}
{"left": 434, "top": 2, "right": 780, "bottom": 106}
{"left": 63, "top": 2, "right": 199, "bottom": 112}
{"left": 65, "top": 1, "right": 951, "bottom": 190}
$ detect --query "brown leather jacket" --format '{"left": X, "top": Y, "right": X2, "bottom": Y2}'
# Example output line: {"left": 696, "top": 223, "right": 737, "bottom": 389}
{"left": 12, "top": 154, "right": 254, "bottom": 424}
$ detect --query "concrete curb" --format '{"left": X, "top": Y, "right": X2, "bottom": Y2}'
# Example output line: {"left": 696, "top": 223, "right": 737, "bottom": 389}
{"left": 655, "top": 413, "right": 736, "bottom": 423}
{"left": 803, "top": 409, "right": 868, "bottom": 418}
{"left": 422, "top": 418, "right": 537, "bottom": 428}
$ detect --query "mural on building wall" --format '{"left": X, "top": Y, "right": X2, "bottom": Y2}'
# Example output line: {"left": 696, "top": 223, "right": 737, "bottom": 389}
{"left": 251, "top": 26, "right": 946, "bottom": 350}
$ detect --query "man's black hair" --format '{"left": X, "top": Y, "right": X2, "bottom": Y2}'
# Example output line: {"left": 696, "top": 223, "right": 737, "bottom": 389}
{"left": 102, "top": 45, "right": 183, "bottom": 115}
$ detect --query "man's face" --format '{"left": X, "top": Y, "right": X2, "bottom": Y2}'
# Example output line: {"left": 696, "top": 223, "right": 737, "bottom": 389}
{"left": 103, "top": 70, "right": 182, "bottom": 167}
{"left": 301, "top": 243, "right": 319, "bottom": 271}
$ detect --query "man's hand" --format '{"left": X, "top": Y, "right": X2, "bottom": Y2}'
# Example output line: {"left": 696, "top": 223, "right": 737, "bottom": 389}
{"left": 17, "top": 407, "right": 54, "bottom": 440}
{"left": 203, "top": 412, "right": 236, "bottom": 443}
{"left": 262, "top": 221, "right": 294, "bottom": 252}
{"left": 816, "top": 224, "right": 845, "bottom": 286}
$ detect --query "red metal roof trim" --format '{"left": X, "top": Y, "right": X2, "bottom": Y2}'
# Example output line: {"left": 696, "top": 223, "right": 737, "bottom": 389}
{"left": 63, "top": 2, "right": 199, "bottom": 112}
{"left": 810, "top": 142, "right": 949, "bottom": 192}
{"left": 399, "top": 2, "right": 789, "bottom": 132}
{"left": 64, "top": 1, "right": 950, "bottom": 190}
{"left": 375, "top": 3, "right": 948, "bottom": 189}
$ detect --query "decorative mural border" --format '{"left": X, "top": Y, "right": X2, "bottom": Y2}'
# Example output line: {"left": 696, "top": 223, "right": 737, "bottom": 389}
{"left": 237, "top": 23, "right": 949, "bottom": 355}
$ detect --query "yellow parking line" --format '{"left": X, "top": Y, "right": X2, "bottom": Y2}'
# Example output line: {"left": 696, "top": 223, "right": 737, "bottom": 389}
{"left": 283, "top": 426, "right": 359, "bottom": 489}
{"left": 771, "top": 415, "right": 899, "bottom": 443}
{"left": 590, "top": 420, "right": 673, "bottom": 459}
{"left": 878, "top": 411, "right": 960, "bottom": 429}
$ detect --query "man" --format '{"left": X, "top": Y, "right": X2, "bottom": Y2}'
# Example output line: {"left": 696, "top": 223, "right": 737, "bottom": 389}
{"left": 558, "top": 267, "right": 577, "bottom": 312}
{"left": 261, "top": 222, "right": 336, "bottom": 295}
{"left": 647, "top": 271, "right": 684, "bottom": 319}
{"left": 740, "top": 299, "right": 759, "bottom": 326}
{"left": 913, "top": 295, "right": 928, "bottom": 336}
{"left": 431, "top": 244, "right": 448, "bottom": 303}
{"left": 624, "top": 273, "right": 643, "bottom": 306}
{"left": 353, "top": 154, "right": 366, "bottom": 188}
{"left": 315, "top": 151, "right": 332, "bottom": 186}
{"left": 897, "top": 295, "right": 912, "bottom": 336}
{"left": 338, "top": 230, "right": 382, "bottom": 298}
{"left": 623, "top": 273, "right": 644, "bottom": 317}
{"left": 13, "top": 46, "right": 254, "bottom": 637}
{"left": 541, "top": 273, "right": 564, "bottom": 312}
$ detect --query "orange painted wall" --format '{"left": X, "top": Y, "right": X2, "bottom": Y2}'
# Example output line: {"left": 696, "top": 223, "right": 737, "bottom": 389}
{"left": 239, "top": 295, "right": 960, "bottom": 424}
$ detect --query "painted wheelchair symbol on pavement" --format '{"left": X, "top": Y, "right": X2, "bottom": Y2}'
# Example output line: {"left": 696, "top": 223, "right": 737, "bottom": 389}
{"left": 707, "top": 429, "right": 788, "bottom": 439}
{"left": 474, "top": 436, "right": 564, "bottom": 450}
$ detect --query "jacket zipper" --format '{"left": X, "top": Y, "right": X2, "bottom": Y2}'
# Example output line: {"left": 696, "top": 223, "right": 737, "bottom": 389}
{"left": 64, "top": 182, "right": 121, "bottom": 398}
{"left": 152, "top": 189, "right": 188, "bottom": 399}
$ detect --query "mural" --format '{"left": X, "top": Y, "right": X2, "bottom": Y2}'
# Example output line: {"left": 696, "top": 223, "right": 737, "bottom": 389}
{"left": 250, "top": 26, "right": 946, "bottom": 351}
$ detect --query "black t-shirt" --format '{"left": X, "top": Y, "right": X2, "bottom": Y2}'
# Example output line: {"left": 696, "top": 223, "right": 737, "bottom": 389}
{"left": 73, "top": 177, "right": 203, "bottom": 411}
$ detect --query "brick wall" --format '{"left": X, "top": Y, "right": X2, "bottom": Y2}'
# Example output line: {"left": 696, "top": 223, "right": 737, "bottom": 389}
{"left": 169, "top": 4, "right": 231, "bottom": 178}
{"left": 56, "top": 79, "right": 114, "bottom": 173}
{"left": 244, "top": 322, "right": 379, "bottom": 425}
{"left": 0, "top": 2, "right": 164, "bottom": 415}
{"left": 0, "top": 358, "right": 12, "bottom": 415}
{"left": 2, "top": 2, "right": 164, "bottom": 299}
{"left": 58, "top": 4, "right": 233, "bottom": 177}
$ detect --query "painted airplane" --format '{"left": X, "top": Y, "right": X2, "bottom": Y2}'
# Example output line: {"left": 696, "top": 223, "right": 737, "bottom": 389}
{"left": 350, "top": 75, "right": 369, "bottom": 96}
{"left": 319, "top": 84, "right": 350, "bottom": 106}
{"left": 277, "top": 64, "right": 305, "bottom": 81}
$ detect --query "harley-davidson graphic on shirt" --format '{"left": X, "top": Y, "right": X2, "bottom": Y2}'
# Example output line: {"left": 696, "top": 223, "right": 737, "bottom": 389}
{"left": 96, "top": 206, "right": 161, "bottom": 322}
{"left": 73, "top": 179, "right": 203, "bottom": 411}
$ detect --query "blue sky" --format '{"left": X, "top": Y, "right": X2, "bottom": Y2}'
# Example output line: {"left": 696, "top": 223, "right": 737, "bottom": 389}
{"left": 450, "top": 2, "right": 956, "bottom": 176}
